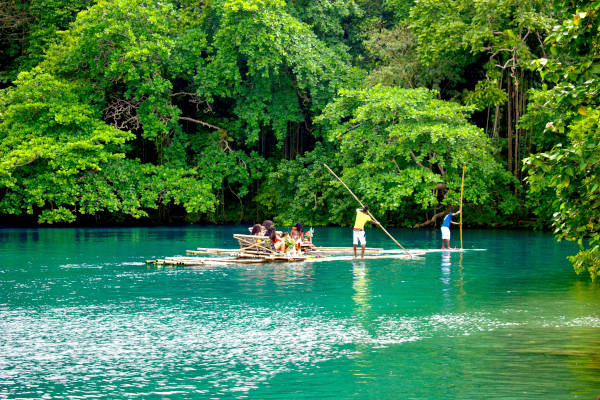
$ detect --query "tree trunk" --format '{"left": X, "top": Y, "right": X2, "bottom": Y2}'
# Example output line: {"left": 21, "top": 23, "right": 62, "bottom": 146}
{"left": 514, "top": 72, "right": 519, "bottom": 180}
{"left": 492, "top": 104, "right": 500, "bottom": 140}
{"left": 517, "top": 71, "right": 528, "bottom": 181}
{"left": 507, "top": 74, "right": 513, "bottom": 175}
{"left": 412, "top": 209, "right": 449, "bottom": 228}
{"left": 485, "top": 106, "right": 490, "bottom": 137}
{"left": 492, "top": 74, "right": 504, "bottom": 140}
{"left": 296, "top": 124, "right": 300, "bottom": 158}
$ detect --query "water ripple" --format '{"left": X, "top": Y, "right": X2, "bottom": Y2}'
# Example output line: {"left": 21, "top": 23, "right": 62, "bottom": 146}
{"left": 4, "top": 302, "right": 596, "bottom": 398}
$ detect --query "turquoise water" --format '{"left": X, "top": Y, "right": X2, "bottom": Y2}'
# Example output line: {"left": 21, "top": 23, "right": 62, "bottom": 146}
{"left": 1, "top": 226, "right": 599, "bottom": 399}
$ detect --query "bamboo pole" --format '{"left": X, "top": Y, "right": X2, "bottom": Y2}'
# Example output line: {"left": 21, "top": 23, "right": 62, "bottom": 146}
{"left": 323, "top": 163, "right": 410, "bottom": 255}
{"left": 460, "top": 163, "right": 466, "bottom": 250}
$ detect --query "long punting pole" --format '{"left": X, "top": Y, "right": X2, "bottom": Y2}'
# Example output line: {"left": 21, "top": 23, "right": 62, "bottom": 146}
{"left": 323, "top": 163, "right": 410, "bottom": 254}
{"left": 460, "top": 163, "right": 466, "bottom": 250}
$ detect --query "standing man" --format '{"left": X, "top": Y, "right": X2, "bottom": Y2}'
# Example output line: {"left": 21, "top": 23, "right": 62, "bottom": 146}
{"left": 353, "top": 206, "right": 379, "bottom": 259}
{"left": 441, "top": 209, "right": 461, "bottom": 249}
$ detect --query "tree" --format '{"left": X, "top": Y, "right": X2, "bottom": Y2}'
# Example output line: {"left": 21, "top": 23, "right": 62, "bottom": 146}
{"left": 310, "top": 86, "right": 514, "bottom": 227}
{"left": 410, "top": 0, "right": 555, "bottom": 181}
{"left": 0, "top": 70, "right": 216, "bottom": 223}
{"left": 0, "top": 0, "right": 93, "bottom": 85}
{"left": 524, "top": 1, "right": 600, "bottom": 280}
{"left": 199, "top": 0, "right": 355, "bottom": 151}
{"left": 0, "top": 0, "right": 359, "bottom": 224}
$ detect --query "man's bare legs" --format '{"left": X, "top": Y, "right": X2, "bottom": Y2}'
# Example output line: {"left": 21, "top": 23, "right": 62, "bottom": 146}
{"left": 353, "top": 244, "right": 366, "bottom": 258}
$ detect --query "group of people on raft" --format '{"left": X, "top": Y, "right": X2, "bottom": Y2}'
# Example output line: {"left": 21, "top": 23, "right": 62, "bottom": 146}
{"left": 249, "top": 220, "right": 313, "bottom": 257}
{"left": 248, "top": 206, "right": 377, "bottom": 259}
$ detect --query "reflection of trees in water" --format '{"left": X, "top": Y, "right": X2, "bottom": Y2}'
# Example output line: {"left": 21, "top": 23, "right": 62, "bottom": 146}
{"left": 561, "top": 281, "right": 600, "bottom": 391}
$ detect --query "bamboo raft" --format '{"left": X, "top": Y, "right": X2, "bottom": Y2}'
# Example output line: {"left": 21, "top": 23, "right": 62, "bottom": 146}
{"left": 145, "top": 233, "right": 423, "bottom": 266}
{"left": 146, "top": 253, "right": 420, "bottom": 266}
{"left": 145, "top": 233, "right": 486, "bottom": 267}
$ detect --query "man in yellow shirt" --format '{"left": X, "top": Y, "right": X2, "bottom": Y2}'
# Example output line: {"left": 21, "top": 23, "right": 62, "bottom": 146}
{"left": 353, "top": 206, "right": 379, "bottom": 259}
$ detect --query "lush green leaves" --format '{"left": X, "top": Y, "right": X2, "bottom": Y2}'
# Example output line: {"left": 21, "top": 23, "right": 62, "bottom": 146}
{"left": 524, "top": 1, "right": 600, "bottom": 280}
{"left": 0, "top": 0, "right": 357, "bottom": 224}
{"left": 524, "top": 111, "right": 600, "bottom": 280}
{"left": 0, "top": 69, "right": 216, "bottom": 223}
{"left": 1, "top": 0, "right": 597, "bottom": 287}
{"left": 0, "top": 0, "right": 93, "bottom": 83}
{"left": 314, "top": 86, "right": 513, "bottom": 226}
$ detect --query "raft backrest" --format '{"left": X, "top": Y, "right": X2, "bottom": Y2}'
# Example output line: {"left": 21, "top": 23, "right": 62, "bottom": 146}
{"left": 233, "top": 234, "right": 274, "bottom": 254}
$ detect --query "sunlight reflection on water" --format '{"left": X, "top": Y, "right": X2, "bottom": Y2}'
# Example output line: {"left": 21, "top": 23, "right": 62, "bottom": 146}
{"left": 2, "top": 301, "right": 599, "bottom": 397}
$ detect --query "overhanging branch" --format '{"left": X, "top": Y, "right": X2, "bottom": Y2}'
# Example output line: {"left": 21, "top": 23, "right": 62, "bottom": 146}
{"left": 410, "top": 150, "right": 427, "bottom": 169}
{"left": 412, "top": 209, "right": 448, "bottom": 228}
{"left": 178, "top": 116, "right": 225, "bottom": 132}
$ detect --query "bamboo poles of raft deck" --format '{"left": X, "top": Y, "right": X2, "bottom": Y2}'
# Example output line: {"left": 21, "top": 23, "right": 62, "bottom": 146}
{"left": 147, "top": 252, "right": 421, "bottom": 266}
{"left": 322, "top": 163, "right": 411, "bottom": 256}
{"left": 188, "top": 246, "right": 384, "bottom": 256}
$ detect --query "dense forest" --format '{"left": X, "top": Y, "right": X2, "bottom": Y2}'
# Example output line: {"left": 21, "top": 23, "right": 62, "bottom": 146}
{"left": 0, "top": 0, "right": 598, "bottom": 279}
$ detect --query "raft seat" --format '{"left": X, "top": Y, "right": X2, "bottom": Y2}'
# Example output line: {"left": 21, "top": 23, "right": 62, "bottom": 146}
{"left": 233, "top": 234, "right": 274, "bottom": 255}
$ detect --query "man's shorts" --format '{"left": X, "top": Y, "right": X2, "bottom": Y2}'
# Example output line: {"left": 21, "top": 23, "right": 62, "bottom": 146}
{"left": 441, "top": 226, "right": 450, "bottom": 240}
{"left": 353, "top": 229, "right": 366, "bottom": 246}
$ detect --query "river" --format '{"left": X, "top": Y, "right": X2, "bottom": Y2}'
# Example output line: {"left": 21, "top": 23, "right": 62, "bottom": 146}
{"left": 1, "top": 226, "right": 599, "bottom": 399}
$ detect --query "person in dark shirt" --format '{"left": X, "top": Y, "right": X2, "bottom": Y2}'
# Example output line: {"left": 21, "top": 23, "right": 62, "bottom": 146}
{"left": 441, "top": 209, "right": 461, "bottom": 249}
{"left": 251, "top": 224, "right": 262, "bottom": 236}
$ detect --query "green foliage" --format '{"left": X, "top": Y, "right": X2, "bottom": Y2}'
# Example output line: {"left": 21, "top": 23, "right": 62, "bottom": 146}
{"left": 363, "top": 23, "right": 422, "bottom": 88}
{"left": 519, "top": 88, "right": 568, "bottom": 152}
{"left": 201, "top": 0, "right": 355, "bottom": 144}
{"left": 257, "top": 144, "right": 353, "bottom": 226}
{"left": 524, "top": 111, "right": 600, "bottom": 280}
{"left": 0, "top": 70, "right": 216, "bottom": 223}
{"left": 288, "top": 0, "right": 362, "bottom": 44}
{"left": 360, "top": 2, "right": 472, "bottom": 97}
{"left": 46, "top": 0, "right": 183, "bottom": 147}
{"left": 1, "top": 0, "right": 594, "bottom": 268}
{"left": 314, "top": 86, "right": 513, "bottom": 226}
{"left": 0, "top": 0, "right": 359, "bottom": 224}
{"left": 524, "top": 1, "right": 600, "bottom": 280}
{"left": 410, "top": 0, "right": 553, "bottom": 65}
{"left": 464, "top": 79, "right": 507, "bottom": 111}
{"left": 0, "top": 0, "right": 93, "bottom": 83}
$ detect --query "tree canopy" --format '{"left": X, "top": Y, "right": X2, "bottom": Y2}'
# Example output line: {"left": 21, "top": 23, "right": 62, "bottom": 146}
{"left": 1, "top": 0, "right": 599, "bottom": 279}
{"left": 524, "top": 0, "right": 600, "bottom": 280}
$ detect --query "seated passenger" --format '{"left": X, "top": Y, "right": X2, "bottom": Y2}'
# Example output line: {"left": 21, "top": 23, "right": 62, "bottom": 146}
{"left": 262, "top": 220, "right": 274, "bottom": 235}
{"left": 294, "top": 223, "right": 303, "bottom": 239}
{"left": 290, "top": 226, "right": 303, "bottom": 254}
{"left": 251, "top": 224, "right": 262, "bottom": 236}
{"left": 270, "top": 229, "right": 285, "bottom": 253}
{"left": 282, "top": 232, "right": 297, "bottom": 256}
{"left": 290, "top": 226, "right": 300, "bottom": 240}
